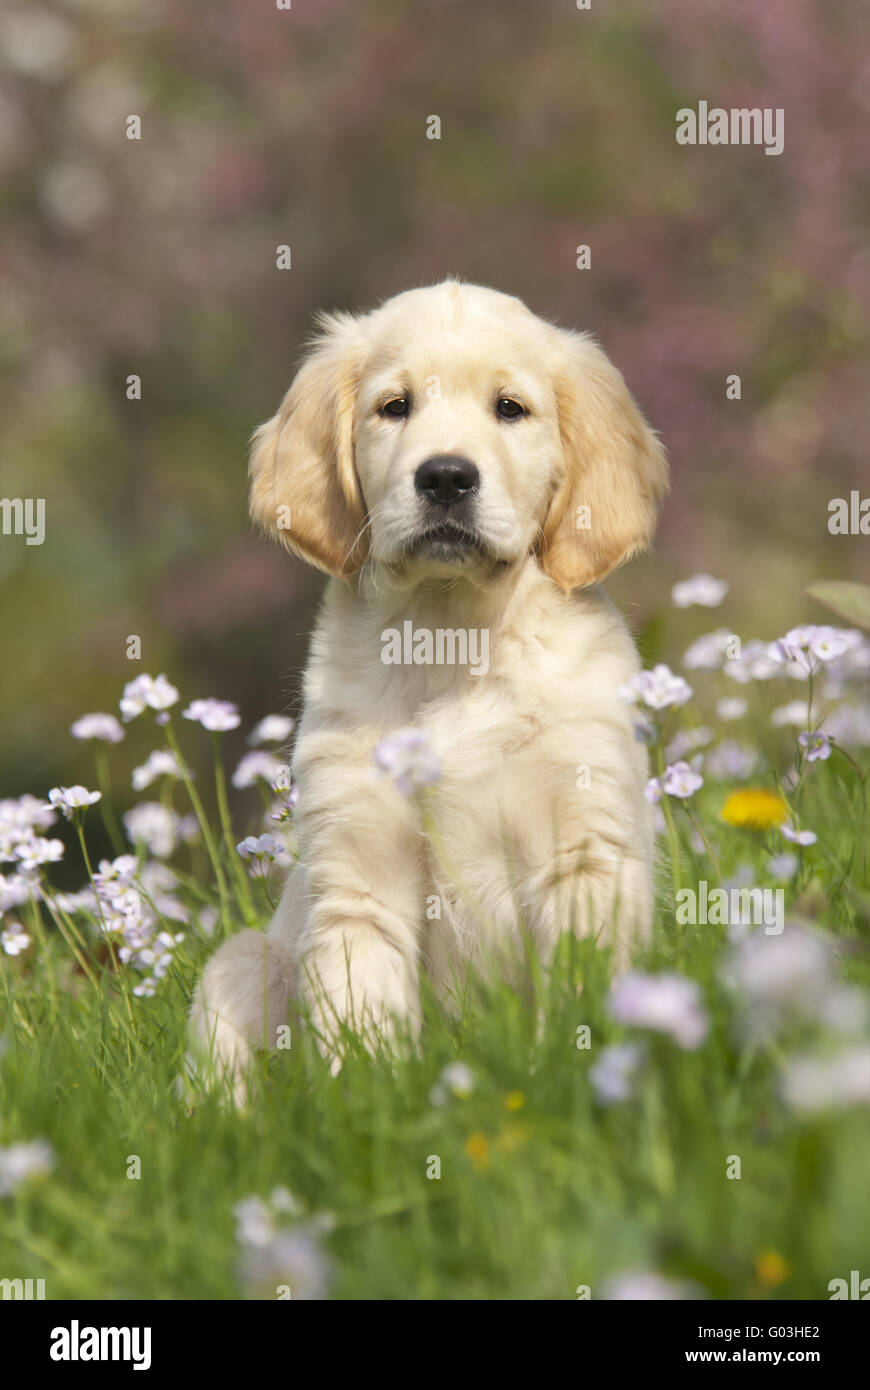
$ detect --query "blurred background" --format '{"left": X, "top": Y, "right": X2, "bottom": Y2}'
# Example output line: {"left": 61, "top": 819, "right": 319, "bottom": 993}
{"left": 1, "top": 0, "right": 868, "bottom": 851}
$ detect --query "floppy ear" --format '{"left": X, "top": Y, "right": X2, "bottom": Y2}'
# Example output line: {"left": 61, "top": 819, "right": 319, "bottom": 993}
{"left": 541, "top": 331, "right": 669, "bottom": 593}
{"left": 248, "top": 312, "right": 368, "bottom": 580}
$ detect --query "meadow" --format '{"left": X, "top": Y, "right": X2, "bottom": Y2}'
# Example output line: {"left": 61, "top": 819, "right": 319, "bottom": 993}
{"left": 1, "top": 577, "right": 868, "bottom": 1301}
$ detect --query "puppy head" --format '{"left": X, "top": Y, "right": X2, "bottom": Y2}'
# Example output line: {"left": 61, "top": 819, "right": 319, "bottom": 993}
{"left": 250, "top": 281, "right": 668, "bottom": 591}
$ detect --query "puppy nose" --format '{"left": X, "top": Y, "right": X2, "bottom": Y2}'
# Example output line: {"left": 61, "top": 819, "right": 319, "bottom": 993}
{"left": 414, "top": 455, "right": 480, "bottom": 507}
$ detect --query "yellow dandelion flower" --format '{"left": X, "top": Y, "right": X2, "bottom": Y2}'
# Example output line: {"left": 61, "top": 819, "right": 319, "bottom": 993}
{"left": 465, "top": 1132, "right": 490, "bottom": 1172}
{"left": 721, "top": 788, "right": 788, "bottom": 831}
{"left": 755, "top": 1250, "right": 790, "bottom": 1287}
{"left": 505, "top": 1090, "right": 525, "bottom": 1112}
{"left": 495, "top": 1123, "right": 530, "bottom": 1154}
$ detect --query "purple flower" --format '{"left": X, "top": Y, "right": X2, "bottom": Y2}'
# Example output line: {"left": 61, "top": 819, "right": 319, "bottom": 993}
{"left": 589, "top": 1042, "right": 645, "bottom": 1104}
{"left": 661, "top": 761, "right": 704, "bottom": 798}
{"left": 608, "top": 972, "right": 708, "bottom": 1049}
{"left": 373, "top": 728, "right": 441, "bottom": 796}
{"left": 798, "top": 730, "right": 832, "bottom": 762}
{"left": 236, "top": 834, "right": 287, "bottom": 876}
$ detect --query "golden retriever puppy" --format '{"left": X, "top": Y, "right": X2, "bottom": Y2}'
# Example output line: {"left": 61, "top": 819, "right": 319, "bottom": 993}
{"left": 188, "top": 280, "right": 668, "bottom": 1099}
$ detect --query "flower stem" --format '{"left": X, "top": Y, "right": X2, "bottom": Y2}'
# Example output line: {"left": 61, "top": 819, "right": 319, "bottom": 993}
{"left": 211, "top": 733, "right": 257, "bottom": 922}
{"left": 163, "top": 721, "right": 232, "bottom": 928}
{"left": 76, "top": 821, "right": 136, "bottom": 1032}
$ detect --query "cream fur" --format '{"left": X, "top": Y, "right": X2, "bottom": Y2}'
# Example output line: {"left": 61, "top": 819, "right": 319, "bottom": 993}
{"left": 188, "top": 280, "right": 668, "bottom": 1102}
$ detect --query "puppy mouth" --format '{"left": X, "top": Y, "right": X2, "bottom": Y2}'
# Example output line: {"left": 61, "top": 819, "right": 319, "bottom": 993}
{"left": 406, "top": 522, "right": 488, "bottom": 562}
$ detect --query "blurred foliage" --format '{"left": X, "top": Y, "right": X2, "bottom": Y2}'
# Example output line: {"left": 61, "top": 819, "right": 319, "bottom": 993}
{"left": 1, "top": 0, "right": 869, "bottom": 823}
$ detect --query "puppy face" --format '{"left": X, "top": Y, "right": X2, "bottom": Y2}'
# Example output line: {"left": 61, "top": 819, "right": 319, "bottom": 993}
{"left": 250, "top": 281, "right": 668, "bottom": 592}
{"left": 353, "top": 286, "right": 561, "bottom": 582}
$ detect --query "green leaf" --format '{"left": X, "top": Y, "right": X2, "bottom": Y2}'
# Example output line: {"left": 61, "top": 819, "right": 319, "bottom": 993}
{"left": 805, "top": 580, "right": 870, "bottom": 631}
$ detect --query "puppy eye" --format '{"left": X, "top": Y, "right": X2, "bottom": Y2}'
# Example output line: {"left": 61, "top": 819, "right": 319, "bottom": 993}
{"left": 379, "top": 396, "right": 410, "bottom": 419}
{"left": 496, "top": 396, "right": 526, "bottom": 420}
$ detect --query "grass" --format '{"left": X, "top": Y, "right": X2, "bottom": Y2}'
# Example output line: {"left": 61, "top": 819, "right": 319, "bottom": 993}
{"left": 1, "top": 621, "right": 869, "bottom": 1301}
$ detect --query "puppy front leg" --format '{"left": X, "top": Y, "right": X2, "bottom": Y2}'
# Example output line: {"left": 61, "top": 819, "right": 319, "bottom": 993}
{"left": 297, "top": 784, "right": 424, "bottom": 1057}
{"left": 186, "top": 928, "right": 295, "bottom": 1105}
{"left": 527, "top": 823, "right": 654, "bottom": 970}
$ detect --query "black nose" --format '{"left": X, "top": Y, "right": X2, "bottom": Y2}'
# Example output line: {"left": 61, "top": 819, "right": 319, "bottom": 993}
{"left": 414, "top": 455, "right": 479, "bottom": 508}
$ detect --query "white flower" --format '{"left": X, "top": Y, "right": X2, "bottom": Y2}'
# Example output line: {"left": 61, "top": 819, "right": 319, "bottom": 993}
{"left": 0, "top": 1140, "right": 55, "bottom": 1195}
{"left": 826, "top": 703, "right": 870, "bottom": 747}
{"left": 717, "top": 697, "right": 747, "bottom": 721}
{"left": 183, "top": 699, "right": 241, "bottom": 732}
{"left": 249, "top": 715, "right": 294, "bottom": 746}
{"left": 781, "top": 824, "right": 817, "bottom": 846}
{"left": 0, "top": 874, "right": 37, "bottom": 913}
{"left": 71, "top": 712, "right": 125, "bottom": 743}
{"left": 54, "top": 887, "right": 96, "bottom": 914}
{"left": 131, "top": 749, "right": 187, "bottom": 791}
{"left": 0, "top": 799, "right": 57, "bottom": 858}
{"left": 766, "top": 853, "right": 798, "bottom": 880}
{"left": 430, "top": 1062, "right": 475, "bottom": 1105}
{"left": 133, "top": 977, "right": 157, "bottom": 998}
{"left": 234, "top": 1191, "right": 331, "bottom": 1299}
{"left": 120, "top": 673, "right": 180, "bottom": 721}
{"left": 589, "top": 1042, "right": 645, "bottom": 1104}
{"left": 723, "top": 640, "right": 781, "bottom": 684}
{"left": 619, "top": 665, "right": 693, "bottom": 711}
{"left": 373, "top": 728, "right": 441, "bottom": 796}
{"left": 724, "top": 926, "right": 829, "bottom": 1014}
{"left": 1, "top": 923, "right": 31, "bottom": 956}
{"left": 705, "top": 740, "right": 758, "bottom": 780}
{"left": 94, "top": 855, "right": 138, "bottom": 891}
{"left": 122, "top": 802, "right": 178, "bottom": 858}
{"left": 665, "top": 728, "right": 712, "bottom": 762}
{"left": 671, "top": 574, "right": 729, "bottom": 609}
{"left": 238, "top": 1225, "right": 330, "bottom": 1300}
{"left": 781, "top": 1046, "right": 870, "bottom": 1114}
{"left": 608, "top": 972, "right": 708, "bottom": 1049}
{"left": 234, "top": 1195, "right": 275, "bottom": 1247}
{"left": 809, "top": 626, "right": 850, "bottom": 662}
{"left": 771, "top": 700, "right": 816, "bottom": 729}
{"left": 13, "top": 836, "right": 64, "bottom": 872}
{"left": 47, "top": 785, "right": 101, "bottom": 820}
{"left": 232, "top": 751, "right": 285, "bottom": 790}
{"left": 682, "top": 630, "right": 734, "bottom": 671}
{"left": 601, "top": 1271, "right": 703, "bottom": 1300}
